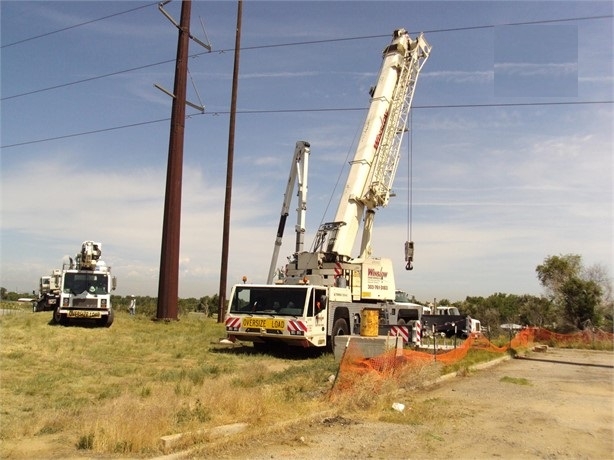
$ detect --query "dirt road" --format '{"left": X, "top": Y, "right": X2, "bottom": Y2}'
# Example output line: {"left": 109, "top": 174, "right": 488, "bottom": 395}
{"left": 215, "top": 348, "right": 613, "bottom": 459}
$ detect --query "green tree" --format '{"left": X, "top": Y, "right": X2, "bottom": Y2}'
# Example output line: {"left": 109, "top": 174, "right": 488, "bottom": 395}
{"left": 536, "top": 254, "right": 582, "bottom": 303}
{"left": 195, "top": 295, "right": 219, "bottom": 317}
{"left": 536, "top": 254, "right": 606, "bottom": 330}
{"left": 560, "top": 277, "right": 602, "bottom": 330}
{"left": 517, "top": 295, "right": 556, "bottom": 327}
{"left": 584, "top": 263, "right": 614, "bottom": 332}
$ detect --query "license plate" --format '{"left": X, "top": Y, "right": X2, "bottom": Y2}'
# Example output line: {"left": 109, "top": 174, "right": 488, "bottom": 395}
{"left": 242, "top": 318, "right": 285, "bottom": 330}
{"left": 67, "top": 310, "right": 101, "bottom": 319}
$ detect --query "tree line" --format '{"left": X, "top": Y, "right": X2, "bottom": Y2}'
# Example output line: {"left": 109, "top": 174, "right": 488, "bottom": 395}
{"left": 3, "top": 253, "right": 612, "bottom": 333}
{"left": 435, "top": 254, "right": 613, "bottom": 334}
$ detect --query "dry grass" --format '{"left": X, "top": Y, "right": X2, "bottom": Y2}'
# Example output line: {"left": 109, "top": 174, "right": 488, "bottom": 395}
{"left": 0, "top": 306, "right": 337, "bottom": 457}
{"left": 0, "top": 303, "right": 502, "bottom": 458}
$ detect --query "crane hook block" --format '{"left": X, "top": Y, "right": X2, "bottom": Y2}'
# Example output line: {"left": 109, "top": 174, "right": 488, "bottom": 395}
{"left": 404, "top": 241, "right": 414, "bottom": 271}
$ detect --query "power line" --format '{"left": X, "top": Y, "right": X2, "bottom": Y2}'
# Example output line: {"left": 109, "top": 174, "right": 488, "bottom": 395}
{"left": 421, "top": 14, "right": 614, "bottom": 34}
{"left": 1, "top": 118, "right": 169, "bottom": 149}
{"left": 1, "top": 59, "right": 175, "bottom": 101}
{"left": 0, "top": 2, "right": 158, "bottom": 49}
{"left": 2, "top": 100, "right": 611, "bottom": 150}
{"left": 2, "top": 13, "right": 611, "bottom": 101}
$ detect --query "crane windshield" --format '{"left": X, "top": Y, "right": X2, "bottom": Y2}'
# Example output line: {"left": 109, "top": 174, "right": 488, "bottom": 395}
{"left": 229, "top": 286, "right": 308, "bottom": 317}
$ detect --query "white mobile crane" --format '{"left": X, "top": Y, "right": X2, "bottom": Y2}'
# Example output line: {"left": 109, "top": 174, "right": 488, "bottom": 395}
{"left": 225, "top": 29, "right": 431, "bottom": 349}
{"left": 53, "top": 241, "right": 117, "bottom": 327}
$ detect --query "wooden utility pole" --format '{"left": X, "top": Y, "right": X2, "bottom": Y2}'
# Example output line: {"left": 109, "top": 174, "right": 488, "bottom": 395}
{"left": 157, "top": 0, "right": 192, "bottom": 320}
{"left": 218, "top": 0, "right": 242, "bottom": 323}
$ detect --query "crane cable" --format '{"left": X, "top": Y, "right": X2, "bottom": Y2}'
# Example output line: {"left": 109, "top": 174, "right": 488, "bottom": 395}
{"left": 405, "top": 112, "right": 414, "bottom": 270}
{"left": 408, "top": 112, "right": 413, "bottom": 242}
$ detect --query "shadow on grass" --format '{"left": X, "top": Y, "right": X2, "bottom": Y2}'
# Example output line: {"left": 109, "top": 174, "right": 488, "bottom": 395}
{"left": 210, "top": 342, "right": 326, "bottom": 360}
{"left": 47, "top": 318, "right": 110, "bottom": 329}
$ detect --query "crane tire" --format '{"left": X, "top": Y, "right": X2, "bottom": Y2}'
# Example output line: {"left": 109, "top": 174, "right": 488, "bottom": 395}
{"left": 332, "top": 318, "right": 349, "bottom": 336}
{"left": 329, "top": 317, "right": 350, "bottom": 351}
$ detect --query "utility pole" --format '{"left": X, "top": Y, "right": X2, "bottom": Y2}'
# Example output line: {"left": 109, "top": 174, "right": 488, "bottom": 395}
{"left": 217, "top": 0, "right": 242, "bottom": 323}
{"left": 157, "top": 0, "right": 192, "bottom": 320}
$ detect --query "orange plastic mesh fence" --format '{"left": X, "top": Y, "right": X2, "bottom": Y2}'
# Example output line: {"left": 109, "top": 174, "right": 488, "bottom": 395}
{"left": 332, "top": 327, "right": 613, "bottom": 395}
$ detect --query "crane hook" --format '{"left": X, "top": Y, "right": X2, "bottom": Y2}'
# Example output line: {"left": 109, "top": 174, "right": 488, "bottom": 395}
{"left": 404, "top": 241, "right": 414, "bottom": 271}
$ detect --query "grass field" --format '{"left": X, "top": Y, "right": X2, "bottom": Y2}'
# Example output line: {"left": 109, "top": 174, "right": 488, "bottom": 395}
{"left": 0, "top": 303, "right": 340, "bottom": 457}
{"left": 0, "top": 302, "right": 508, "bottom": 458}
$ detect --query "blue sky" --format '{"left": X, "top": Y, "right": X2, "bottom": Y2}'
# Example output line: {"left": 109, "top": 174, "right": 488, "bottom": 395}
{"left": 1, "top": 1, "right": 612, "bottom": 302}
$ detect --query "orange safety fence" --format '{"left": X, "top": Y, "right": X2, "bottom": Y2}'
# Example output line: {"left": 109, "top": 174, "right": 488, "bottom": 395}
{"left": 331, "top": 327, "right": 613, "bottom": 395}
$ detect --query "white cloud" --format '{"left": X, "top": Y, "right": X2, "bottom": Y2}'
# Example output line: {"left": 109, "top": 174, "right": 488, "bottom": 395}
{"left": 0, "top": 154, "right": 282, "bottom": 297}
{"left": 422, "top": 70, "right": 493, "bottom": 84}
{"left": 240, "top": 71, "right": 320, "bottom": 79}
{"left": 495, "top": 62, "right": 578, "bottom": 77}
{"left": 1, "top": 1, "right": 611, "bottom": 303}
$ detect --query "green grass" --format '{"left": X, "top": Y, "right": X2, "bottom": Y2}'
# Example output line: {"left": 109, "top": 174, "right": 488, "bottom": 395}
{"left": 500, "top": 376, "right": 532, "bottom": 385}
{"left": 440, "top": 348, "right": 503, "bottom": 375}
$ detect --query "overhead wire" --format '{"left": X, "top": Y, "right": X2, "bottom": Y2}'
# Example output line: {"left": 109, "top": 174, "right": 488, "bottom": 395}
{"left": 2, "top": 100, "right": 611, "bottom": 149}
{"left": 2, "top": 13, "right": 612, "bottom": 101}
{"left": 1, "top": 9, "right": 612, "bottom": 149}
{"left": 0, "top": 2, "right": 159, "bottom": 49}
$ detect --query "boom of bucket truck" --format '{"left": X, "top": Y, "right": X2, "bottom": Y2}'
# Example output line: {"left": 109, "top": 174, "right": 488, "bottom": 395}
{"left": 225, "top": 29, "right": 431, "bottom": 350}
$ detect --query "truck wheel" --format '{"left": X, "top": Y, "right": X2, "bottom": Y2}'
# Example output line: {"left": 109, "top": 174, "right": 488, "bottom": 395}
{"left": 53, "top": 307, "right": 67, "bottom": 326}
{"left": 103, "top": 310, "right": 114, "bottom": 328}
{"left": 330, "top": 318, "right": 349, "bottom": 351}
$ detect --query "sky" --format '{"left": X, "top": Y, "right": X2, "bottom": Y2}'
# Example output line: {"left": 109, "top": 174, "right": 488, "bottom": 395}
{"left": 1, "top": 1, "right": 612, "bottom": 303}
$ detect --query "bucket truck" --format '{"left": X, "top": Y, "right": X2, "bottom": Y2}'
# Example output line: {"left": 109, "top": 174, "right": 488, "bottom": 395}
{"left": 225, "top": 29, "right": 431, "bottom": 349}
{"left": 53, "top": 241, "right": 117, "bottom": 327}
{"left": 33, "top": 270, "right": 62, "bottom": 312}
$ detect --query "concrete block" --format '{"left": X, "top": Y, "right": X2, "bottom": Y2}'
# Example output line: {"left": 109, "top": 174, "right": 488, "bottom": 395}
{"left": 334, "top": 335, "right": 400, "bottom": 362}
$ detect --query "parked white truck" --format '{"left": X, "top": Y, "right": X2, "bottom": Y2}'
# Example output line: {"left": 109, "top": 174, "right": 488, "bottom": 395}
{"left": 33, "top": 270, "right": 62, "bottom": 312}
{"left": 395, "top": 289, "right": 481, "bottom": 339}
{"left": 53, "top": 241, "right": 117, "bottom": 327}
{"left": 224, "top": 29, "right": 431, "bottom": 350}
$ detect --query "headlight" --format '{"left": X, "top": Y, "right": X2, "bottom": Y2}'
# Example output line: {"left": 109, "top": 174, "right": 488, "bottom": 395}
{"left": 101, "top": 299, "right": 107, "bottom": 308}
{"left": 62, "top": 298, "right": 69, "bottom": 307}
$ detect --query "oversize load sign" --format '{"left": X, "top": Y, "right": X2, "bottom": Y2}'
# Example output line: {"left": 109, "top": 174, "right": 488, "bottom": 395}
{"left": 67, "top": 310, "right": 101, "bottom": 318}
{"left": 242, "top": 318, "right": 285, "bottom": 330}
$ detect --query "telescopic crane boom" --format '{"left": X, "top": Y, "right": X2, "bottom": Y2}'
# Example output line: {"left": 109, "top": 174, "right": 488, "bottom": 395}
{"left": 283, "top": 29, "right": 430, "bottom": 299}
{"left": 319, "top": 28, "right": 430, "bottom": 263}
{"left": 267, "top": 141, "right": 311, "bottom": 284}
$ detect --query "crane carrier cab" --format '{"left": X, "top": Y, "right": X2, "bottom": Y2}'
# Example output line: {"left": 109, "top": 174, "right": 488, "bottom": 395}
{"left": 226, "top": 258, "right": 406, "bottom": 349}
{"left": 226, "top": 280, "right": 407, "bottom": 350}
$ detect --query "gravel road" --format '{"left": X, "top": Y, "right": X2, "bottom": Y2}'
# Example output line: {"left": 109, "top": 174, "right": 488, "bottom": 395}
{"left": 214, "top": 348, "right": 614, "bottom": 459}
